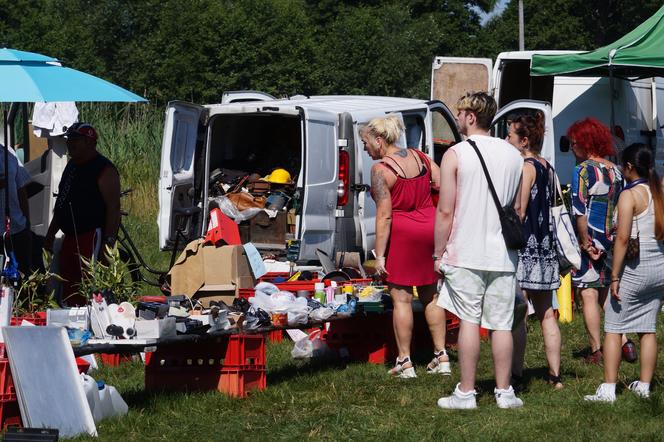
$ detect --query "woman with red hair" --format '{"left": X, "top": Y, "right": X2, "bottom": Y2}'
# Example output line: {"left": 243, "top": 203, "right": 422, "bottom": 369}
{"left": 569, "top": 118, "right": 627, "bottom": 364}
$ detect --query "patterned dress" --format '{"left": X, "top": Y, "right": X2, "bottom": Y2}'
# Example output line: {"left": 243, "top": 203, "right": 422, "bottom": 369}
{"left": 571, "top": 159, "right": 623, "bottom": 288}
{"left": 517, "top": 158, "right": 560, "bottom": 290}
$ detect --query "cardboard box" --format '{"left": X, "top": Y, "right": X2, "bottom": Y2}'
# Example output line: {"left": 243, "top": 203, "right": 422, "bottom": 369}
{"left": 168, "top": 240, "right": 257, "bottom": 302}
{"left": 193, "top": 284, "right": 237, "bottom": 308}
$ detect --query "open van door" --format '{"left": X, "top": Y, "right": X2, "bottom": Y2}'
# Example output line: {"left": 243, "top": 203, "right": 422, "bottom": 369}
{"left": 427, "top": 101, "right": 462, "bottom": 165}
{"left": 158, "top": 101, "right": 207, "bottom": 250}
{"left": 491, "top": 100, "right": 562, "bottom": 177}
{"left": 297, "top": 108, "right": 338, "bottom": 262}
{"left": 431, "top": 57, "right": 493, "bottom": 107}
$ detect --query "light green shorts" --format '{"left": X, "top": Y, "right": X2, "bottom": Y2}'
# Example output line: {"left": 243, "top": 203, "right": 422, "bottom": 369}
{"left": 437, "top": 263, "right": 517, "bottom": 331}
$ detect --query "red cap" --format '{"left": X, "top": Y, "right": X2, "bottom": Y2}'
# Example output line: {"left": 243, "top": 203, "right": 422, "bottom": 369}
{"left": 65, "top": 122, "right": 97, "bottom": 141}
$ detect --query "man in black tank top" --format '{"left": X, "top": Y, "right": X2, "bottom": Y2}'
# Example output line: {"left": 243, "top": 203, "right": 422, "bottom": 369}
{"left": 44, "top": 123, "right": 121, "bottom": 305}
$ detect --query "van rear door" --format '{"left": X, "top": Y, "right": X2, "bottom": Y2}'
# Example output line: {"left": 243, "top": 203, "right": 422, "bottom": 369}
{"left": 158, "top": 101, "right": 207, "bottom": 250}
{"left": 491, "top": 100, "right": 561, "bottom": 177}
{"left": 431, "top": 57, "right": 493, "bottom": 106}
{"left": 297, "top": 108, "right": 338, "bottom": 261}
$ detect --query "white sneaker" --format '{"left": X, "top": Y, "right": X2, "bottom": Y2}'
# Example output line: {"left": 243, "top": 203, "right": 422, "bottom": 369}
{"left": 584, "top": 383, "right": 616, "bottom": 403}
{"left": 437, "top": 383, "right": 477, "bottom": 409}
{"left": 427, "top": 350, "right": 452, "bottom": 375}
{"left": 388, "top": 357, "right": 417, "bottom": 379}
{"left": 628, "top": 381, "right": 650, "bottom": 398}
{"left": 494, "top": 385, "right": 524, "bottom": 409}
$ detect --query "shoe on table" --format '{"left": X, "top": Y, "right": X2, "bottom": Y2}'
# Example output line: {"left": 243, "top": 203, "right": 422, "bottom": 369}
{"left": 494, "top": 385, "right": 524, "bottom": 409}
{"left": 584, "top": 383, "right": 616, "bottom": 403}
{"left": 437, "top": 383, "right": 477, "bottom": 409}
{"left": 628, "top": 380, "right": 650, "bottom": 398}
{"left": 622, "top": 340, "right": 638, "bottom": 363}
{"left": 388, "top": 356, "right": 417, "bottom": 379}
{"left": 427, "top": 349, "right": 451, "bottom": 375}
{"left": 584, "top": 349, "right": 603, "bottom": 365}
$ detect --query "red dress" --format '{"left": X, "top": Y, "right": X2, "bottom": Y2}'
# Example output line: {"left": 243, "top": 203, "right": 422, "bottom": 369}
{"left": 382, "top": 150, "right": 439, "bottom": 287}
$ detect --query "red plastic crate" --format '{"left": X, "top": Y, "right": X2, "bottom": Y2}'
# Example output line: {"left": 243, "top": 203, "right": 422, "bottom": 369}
{"left": 145, "top": 334, "right": 265, "bottom": 369}
{"left": 99, "top": 353, "right": 134, "bottom": 367}
{"left": 10, "top": 311, "right": 46, "bottom": 326}
{"left": 0, "top": 398, "right": 21, "bottom": 429}
{"left": 238, "top": 288, "right": 255, "bottom": 300}
{"left": 0, "top": 359, "right": 15, "bottom": 397}
{"left": 219, "top": 367, "right": 266, "bottom": 398}
{"left": 267, "top": 329, "right": 283, "bottom": 343}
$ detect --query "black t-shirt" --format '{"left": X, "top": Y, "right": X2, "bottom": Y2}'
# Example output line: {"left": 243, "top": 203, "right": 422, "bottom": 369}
{"left": 54, "top": 154, "right": 116, "bottom": 235}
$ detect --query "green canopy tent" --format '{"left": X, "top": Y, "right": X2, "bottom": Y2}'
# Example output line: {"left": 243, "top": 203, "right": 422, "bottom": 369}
{"left": 531, "top": 5, "right": 664, "bottom": 78}
{"left": 530, "top": 5, "right": 664, "bottom": 140}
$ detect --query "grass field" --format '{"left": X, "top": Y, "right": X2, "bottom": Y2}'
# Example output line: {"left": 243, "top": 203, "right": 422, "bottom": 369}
{"left": 71, "top": 313, "right": 664, "bottom": 441}
{"left": 65, "top": 105, "right": 664, "bottom": 440}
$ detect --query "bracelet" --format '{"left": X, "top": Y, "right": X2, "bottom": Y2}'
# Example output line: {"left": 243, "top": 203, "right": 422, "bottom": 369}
{"left": 611, "top": 278, "right": 620, "bottom": 282}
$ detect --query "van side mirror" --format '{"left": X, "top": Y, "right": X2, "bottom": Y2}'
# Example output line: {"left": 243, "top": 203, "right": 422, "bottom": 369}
{"left": 560, "top": 136, "right": 570, "bottom": 153}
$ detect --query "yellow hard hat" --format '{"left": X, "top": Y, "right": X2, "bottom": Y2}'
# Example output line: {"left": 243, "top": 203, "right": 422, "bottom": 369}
{"left": 266, "top": 168, "right": 291, "bottom": 184}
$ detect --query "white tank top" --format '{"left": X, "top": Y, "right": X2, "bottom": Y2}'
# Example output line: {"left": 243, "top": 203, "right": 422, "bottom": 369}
{"left": 631, "top": 184, "right": 657, "bottom": 243}
{"left": 442, "top": 135, "right": 524, "bottom": 272}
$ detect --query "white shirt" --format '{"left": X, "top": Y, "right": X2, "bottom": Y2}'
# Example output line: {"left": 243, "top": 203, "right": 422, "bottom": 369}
{"left": 443, "top": 135, "right": 523, "bottom": 272}
{"left": 0, "top": 146, "right": 31, "bottom": 234}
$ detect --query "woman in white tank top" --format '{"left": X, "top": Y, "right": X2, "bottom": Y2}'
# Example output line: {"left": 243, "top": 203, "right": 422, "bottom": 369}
{"left": 585, "top": 143, "right": 664, "bottom": 403}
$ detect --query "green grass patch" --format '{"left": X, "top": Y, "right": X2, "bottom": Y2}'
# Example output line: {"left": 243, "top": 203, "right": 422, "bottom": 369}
{"left": 72, "top": 315, "right": 664, "bottom": 441}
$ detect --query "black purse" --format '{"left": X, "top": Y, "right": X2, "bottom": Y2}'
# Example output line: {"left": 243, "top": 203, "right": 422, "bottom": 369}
{"left": 467, "top": 139, "right": 526, "bottom": 250}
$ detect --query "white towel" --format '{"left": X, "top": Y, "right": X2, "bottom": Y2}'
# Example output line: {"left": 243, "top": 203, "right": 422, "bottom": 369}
{"left": 32, "top": 102, "right": 79, "bottom": 137}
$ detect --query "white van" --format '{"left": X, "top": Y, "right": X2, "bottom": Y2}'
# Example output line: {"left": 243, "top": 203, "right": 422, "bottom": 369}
{"left": 432, "top": 51, "right": 664, "bottom": 183}
{"left": 158, "top": 95, "right": 461, "bottom": 262}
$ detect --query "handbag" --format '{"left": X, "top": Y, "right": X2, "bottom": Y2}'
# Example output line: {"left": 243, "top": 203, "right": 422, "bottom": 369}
{"left": 467, "top": 139, "right": 526, "bottom": 250}
{"left": 549, "top": 171, "right": 582, "bottom": 274}
{"left": 624, "top": 211, "right": 640, "bottom": 260}
{"left": 226, "top": 191, "right": 267, "bottom": 211}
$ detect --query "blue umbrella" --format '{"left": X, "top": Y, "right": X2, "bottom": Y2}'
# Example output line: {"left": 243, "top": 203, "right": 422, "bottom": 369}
{"left": 0, "top": 48, "right": 146, "bottom": 281}
{"left": 0, "top": 48, "right": 147, "bottom": 102}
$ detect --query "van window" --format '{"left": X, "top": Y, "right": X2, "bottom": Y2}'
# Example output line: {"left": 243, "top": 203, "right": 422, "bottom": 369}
{"left": 491, "top": 107, "right": 542, "bottom": 149}
{"left": 498, "top": 60, "right": 554, "bottom": 108}
{"left": 171, "top": 120, "right": 196, "bottom": 174}
{"left": 432, "top": 110, "right": 457, "bottom": 165}
{"left": 403, "top": 114, "right": 424, "bottom": 149}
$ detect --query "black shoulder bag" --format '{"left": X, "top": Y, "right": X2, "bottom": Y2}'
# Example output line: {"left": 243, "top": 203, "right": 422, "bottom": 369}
{"left": 467, "top": 139, "right": 526, "bottom": 250}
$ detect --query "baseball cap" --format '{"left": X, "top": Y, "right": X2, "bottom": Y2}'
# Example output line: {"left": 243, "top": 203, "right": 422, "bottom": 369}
{"left": 65, "top": 122, "right": 98, "bottom": 141}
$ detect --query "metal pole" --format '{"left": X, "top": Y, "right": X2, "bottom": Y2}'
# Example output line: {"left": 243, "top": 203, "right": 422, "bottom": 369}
{"left": 518, "top": 0, "right": 525, "bottom": 51}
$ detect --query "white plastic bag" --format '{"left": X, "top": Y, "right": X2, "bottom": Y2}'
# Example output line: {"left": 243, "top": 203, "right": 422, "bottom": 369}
{"left": 309, "top": 307, "right": 334, "bottom": 321}
{"left": 212, "top": 195, "right": 263, "bottom": 222}
{"left": 291, "top": 337, "right": 329, "bottom": 359}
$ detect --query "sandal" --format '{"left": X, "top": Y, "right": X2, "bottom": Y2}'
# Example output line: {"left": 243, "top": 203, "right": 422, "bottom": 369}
{"left": 388, "top": 356, "right": 417, "bottom": 378}
{"left": 426, "top": 349, "right": 451, "bottom": 375}
{"left": 545, "top": 372, "right": 564, "bottom": 390}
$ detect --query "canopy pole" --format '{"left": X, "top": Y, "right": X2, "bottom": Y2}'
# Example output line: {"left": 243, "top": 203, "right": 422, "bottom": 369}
{"left": 609, "top": 66, "right": 616, "bottom": 136}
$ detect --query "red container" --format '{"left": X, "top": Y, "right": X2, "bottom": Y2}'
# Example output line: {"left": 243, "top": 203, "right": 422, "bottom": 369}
{"left": 0, "top": 398, "right": 21, "bottom": 429}
{"left": 99, "top": 353, "right": 134, "bottom": 367}
{"left": 0, "top": 359, "right": 14, "bottom": 398}
{"left": 224, "top": 335, "right": 266, "bottom": 366}
{"left": 10, "top": 311, "right": 47, "bottom": 326}
{"left": 238, "top": 288, "right": 255, "bottom": 300}
{"left": 145, "top": 334, "right": 267, "bottom": 396}
{"left": 267, "top": 329, "right": 283, "bottom": 343}
{"left": 219, "top": 367, "right": 266, "bottom": 398}
{"left": 76, "top": 357, "right": 91, "bottom": 374}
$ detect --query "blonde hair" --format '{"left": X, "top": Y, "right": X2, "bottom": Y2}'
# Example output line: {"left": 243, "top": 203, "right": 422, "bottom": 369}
{"left": 360, "top": 114, "right": 404, "bottom": 145}
{"left": 456, "top": 91, "right": 497, "bottom": 130}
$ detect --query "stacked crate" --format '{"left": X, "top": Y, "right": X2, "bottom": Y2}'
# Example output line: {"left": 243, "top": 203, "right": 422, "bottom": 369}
{"left": 0, "top": 346, "right": 21, "bottom": 429}
{"left": 144, "top": 334, "right": 266, "bottom": 398}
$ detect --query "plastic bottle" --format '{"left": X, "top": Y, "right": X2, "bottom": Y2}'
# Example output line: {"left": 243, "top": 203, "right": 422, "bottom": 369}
{"left": 314, "top": 283, "right": 326, "bottom": 304}
{"left": 97, "top": 380, "right": 114, "bottom": 420}
{"left": 81, "top": 374, "right": 102, "bottom": 423}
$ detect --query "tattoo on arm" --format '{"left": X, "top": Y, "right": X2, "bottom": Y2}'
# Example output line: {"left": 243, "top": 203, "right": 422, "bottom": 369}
{"left": 371, "top": 167, "right": 390, "bottom": 201}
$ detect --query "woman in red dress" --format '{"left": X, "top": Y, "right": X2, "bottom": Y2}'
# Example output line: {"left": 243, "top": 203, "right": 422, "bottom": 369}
{"left": 361, "top": 114, "right": 449, "bottom": 378}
